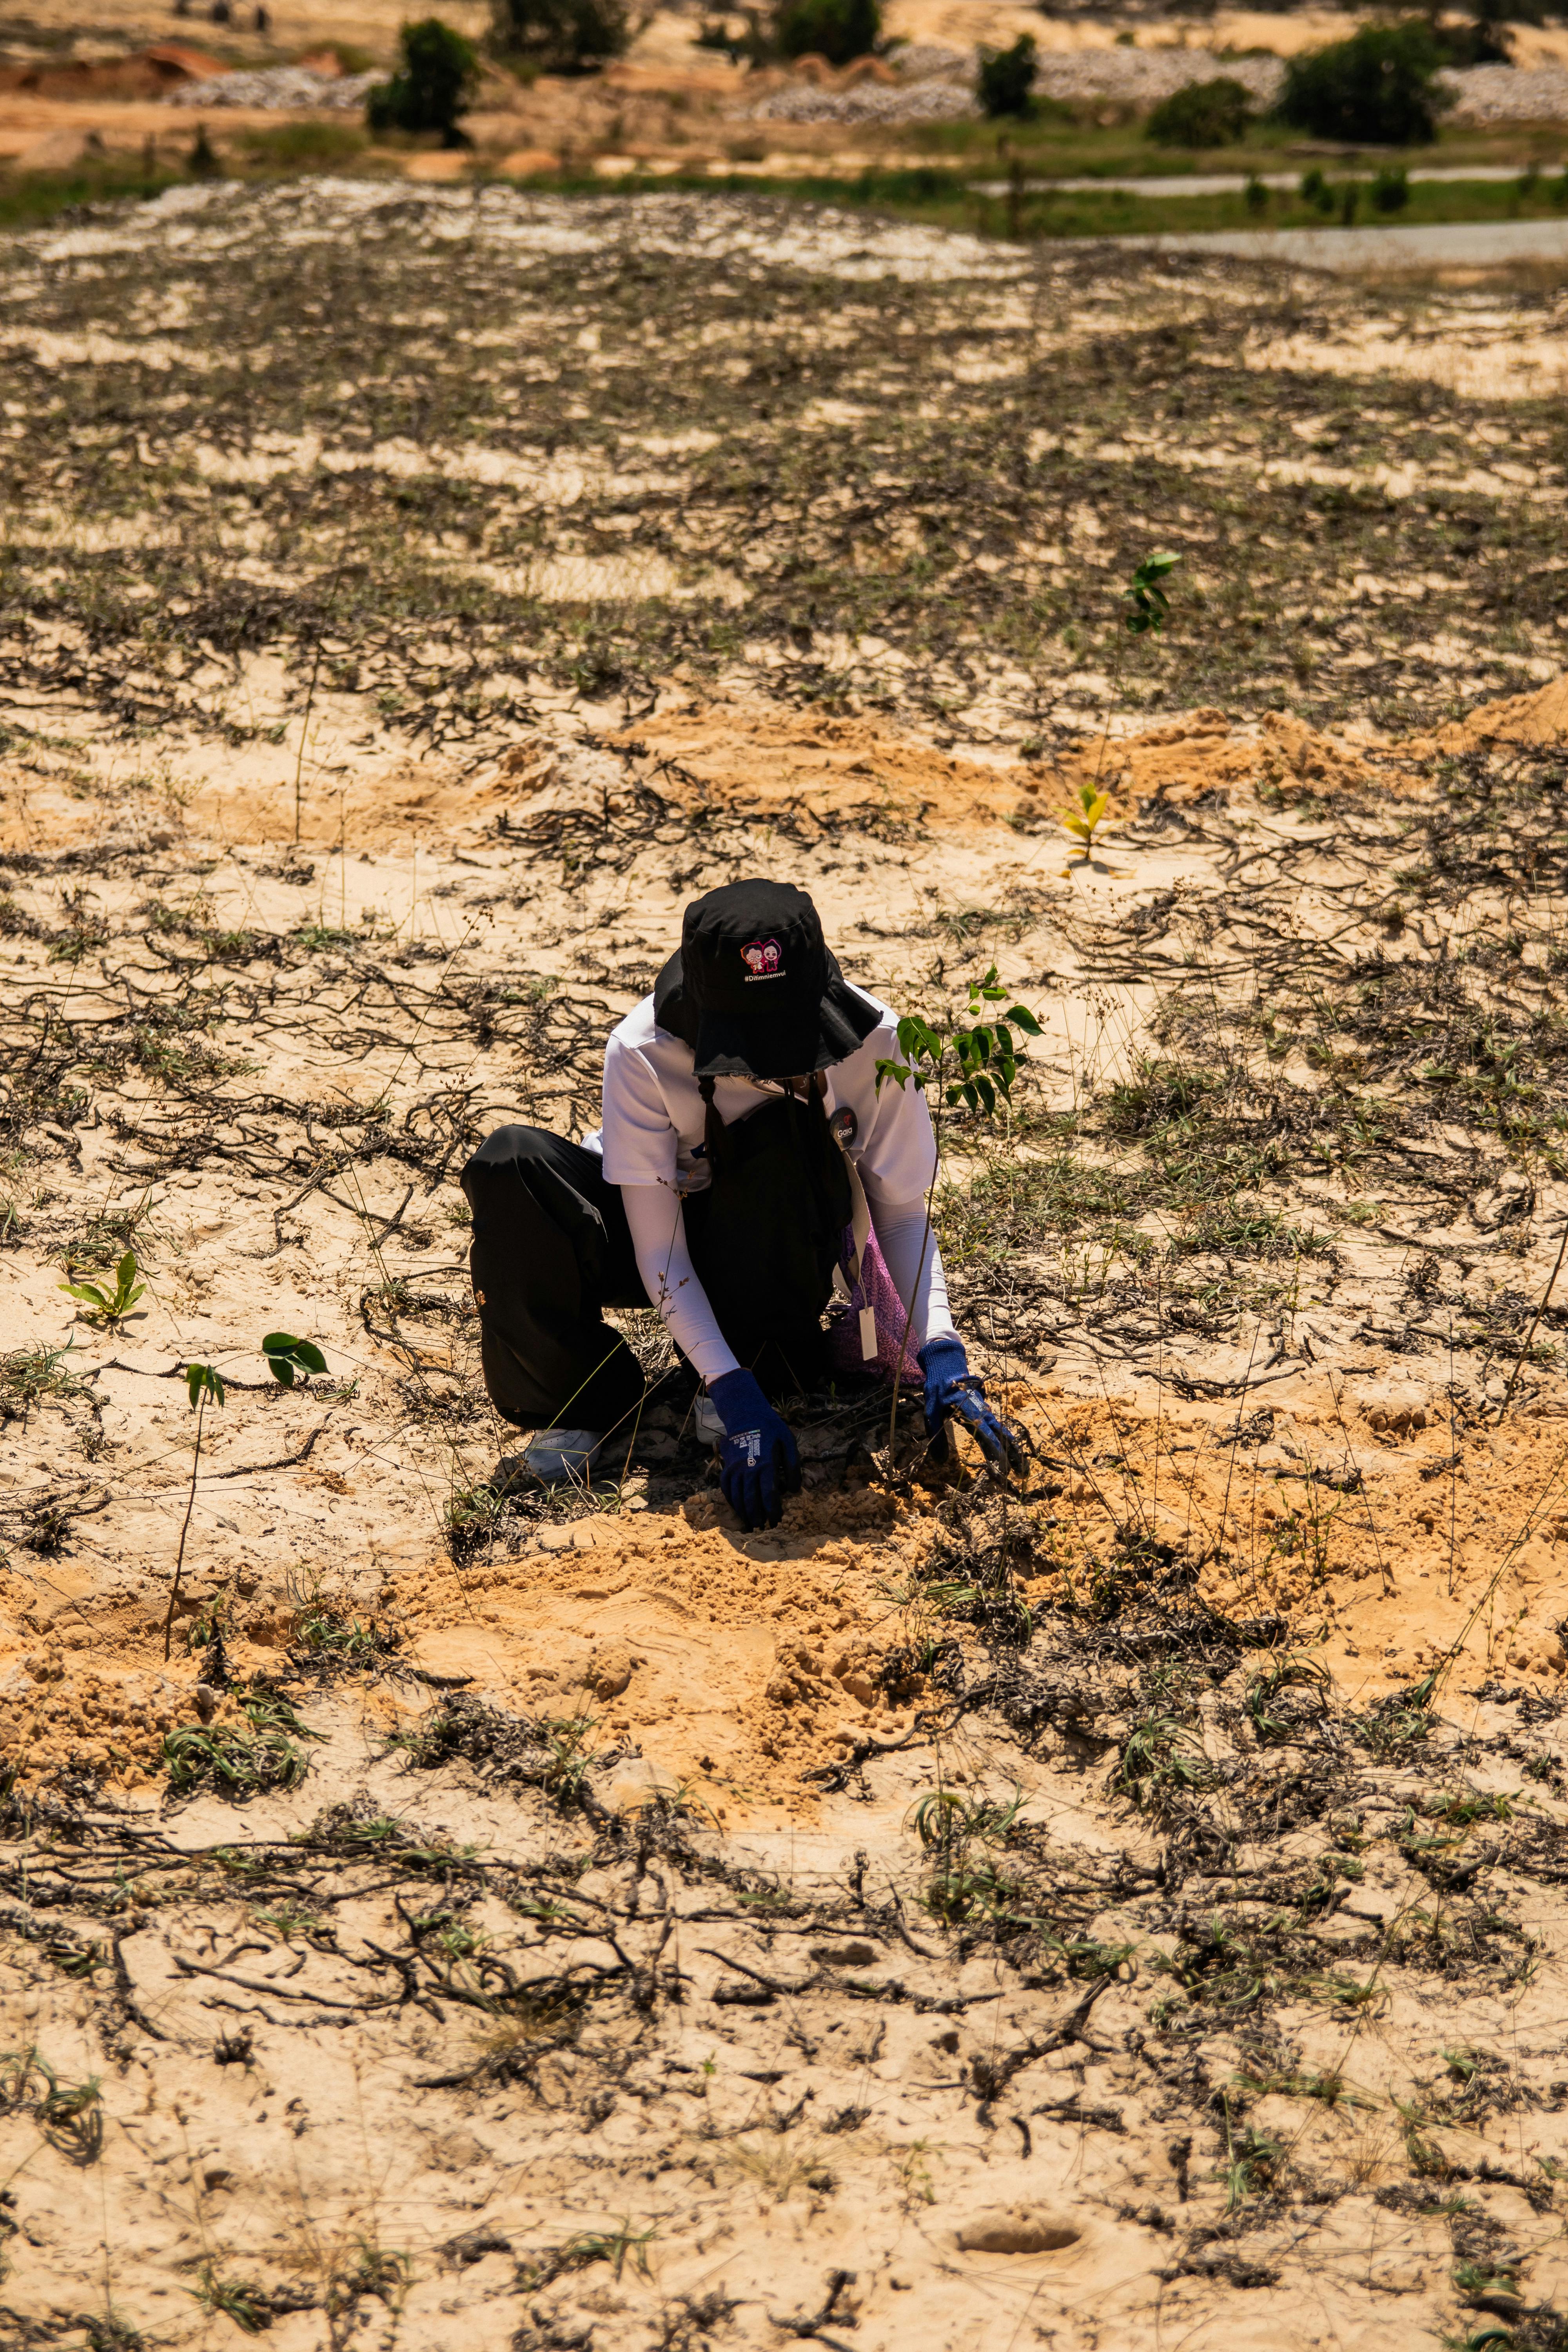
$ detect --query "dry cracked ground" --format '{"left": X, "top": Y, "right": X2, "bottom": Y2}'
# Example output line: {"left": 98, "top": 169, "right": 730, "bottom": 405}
{"left": 8, "top": 178, "right": 1568, "bottom": 2352}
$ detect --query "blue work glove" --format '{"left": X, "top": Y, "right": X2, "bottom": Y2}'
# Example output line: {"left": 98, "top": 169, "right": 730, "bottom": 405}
{"left": 708, "top": 1368, "right": 801, "bottom": 1532}
{"left": 918, "top": 1336, "right": 1027, "bottom": 1476}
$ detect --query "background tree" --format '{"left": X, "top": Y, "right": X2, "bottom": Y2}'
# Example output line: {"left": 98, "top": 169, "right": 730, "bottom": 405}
{"left": 488, "top": 0, "right": 631, "bottom": 73}
{"left": 774, "top": 0, "right": 880, "bottom": 67}
{"left": 978, "top": 34, "right": 1037, "bottom": 119}
{"left": 1276, "top": 21, "right": 1446, "bottom": 146}
{"left": 367, "top": 17, "right": 480, "bottom": 142}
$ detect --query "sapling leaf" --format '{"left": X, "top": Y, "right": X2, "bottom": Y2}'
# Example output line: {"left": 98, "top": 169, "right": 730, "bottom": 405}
{"left": 262, "top": 1332, "right": 328, "bottom": 1386}
{"left": 185, "top": 1362, "right": 225, "bottom": 1410}
{"left": 1006, "top": 1006, "right": 1042, "bottom": 1035}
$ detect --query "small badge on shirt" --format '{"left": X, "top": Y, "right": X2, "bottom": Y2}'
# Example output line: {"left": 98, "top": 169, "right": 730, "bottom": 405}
{"left": 830, "top": 1106, "right": 857, "bottom": 1148}
{"left": 740, "top": 938, "right": 782, "bottom": 981}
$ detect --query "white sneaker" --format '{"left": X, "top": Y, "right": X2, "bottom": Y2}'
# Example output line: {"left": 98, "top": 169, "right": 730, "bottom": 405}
{"left": 693, "top": 1394, "right": 724, "bottom": 1447}
{"left": 523, "top": 1428, "right": 603, "bottom": 1484}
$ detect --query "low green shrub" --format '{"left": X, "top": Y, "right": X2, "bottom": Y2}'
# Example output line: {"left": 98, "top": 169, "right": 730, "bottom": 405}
{"left": 1146, "top": 75, "right": 1253, "bottom": 147}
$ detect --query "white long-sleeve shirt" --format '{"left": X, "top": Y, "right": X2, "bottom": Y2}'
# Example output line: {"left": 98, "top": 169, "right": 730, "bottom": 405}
{"left": 585, "top": 986, "right": 958, "bottom": 1384}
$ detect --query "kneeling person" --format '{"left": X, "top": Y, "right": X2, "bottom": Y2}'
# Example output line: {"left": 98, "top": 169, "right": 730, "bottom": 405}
{"left": 461, "top": 879, "right": 1021, "bottom": 1529}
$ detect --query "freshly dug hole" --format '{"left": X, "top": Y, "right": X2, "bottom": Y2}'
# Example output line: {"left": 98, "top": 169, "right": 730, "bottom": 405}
{"left": 956, "top": 2208, "right": 1084, "bottom": 2254}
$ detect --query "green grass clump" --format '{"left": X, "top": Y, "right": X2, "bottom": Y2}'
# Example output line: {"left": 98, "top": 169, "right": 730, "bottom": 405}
{"left": 164, "top": 1691, "right": 322, "bottom": 1799}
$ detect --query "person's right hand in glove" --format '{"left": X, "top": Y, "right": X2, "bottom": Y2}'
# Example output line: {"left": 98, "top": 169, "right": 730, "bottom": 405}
{"left": 917, "top": 1336, "right": 1027, "bottom": 1476}
{"left": 708, "top": 1368, "right": 801, "bottom": 1532}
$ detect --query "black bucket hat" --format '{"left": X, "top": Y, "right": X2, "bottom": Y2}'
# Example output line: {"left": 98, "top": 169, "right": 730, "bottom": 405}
{"left": 652, "top": 880, "right": 879, "bottom": 1080}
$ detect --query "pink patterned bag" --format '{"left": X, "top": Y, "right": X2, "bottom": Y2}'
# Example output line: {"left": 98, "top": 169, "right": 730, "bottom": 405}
{"left": 827, "top": 1220, "right": 921, "bottom": 1386}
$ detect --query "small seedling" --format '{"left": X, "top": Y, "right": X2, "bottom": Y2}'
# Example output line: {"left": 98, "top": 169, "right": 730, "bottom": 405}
{"left": 262, "top": 1331, "right": 328, "bottom": 1387}
{"left": 193, "top": 2265, "right": 268, "bottom": 2335}
{"left": 163, "top": 1364, "right": 225, "bottom": 1661}
{"left": 1076, "top": 550, "right": 1183, "bottom": 833}
{"left": 875, "top": 965, "right": 1042, "bottom": 1459}
{"left": 0, "top": 2047, "right": 102, "bottom": 2163}
{"left": 59, "top": 1249, "right": 145, "bottom": 1327}
{"left": 1060, "top": 781, "right": 1112, "bottom": 859}
{"left": 1123, "top": 548, "right": 1180, "bottom": 636}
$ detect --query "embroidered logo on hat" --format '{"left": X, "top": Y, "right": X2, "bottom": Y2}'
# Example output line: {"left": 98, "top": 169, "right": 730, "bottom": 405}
{"left": 740, "top": 937, "right": 783, "bottom": 980}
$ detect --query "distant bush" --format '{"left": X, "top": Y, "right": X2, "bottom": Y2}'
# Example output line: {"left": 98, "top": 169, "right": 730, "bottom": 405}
{"left": 367, "top": 17, "right": 479, "bottom": 140}
{"left": 1276, "top": 22, "right": 1445, "bottom": 147}
{"left": 774, "top": 0, "right": 881, "bottom": 67}
{"left": 1145, "top": 75, "right": 1253, "bottom": 147}
{"left": 977, "top": 33, "right": 1037, "bottom": 119}
{"left": 489, "top": 0, "right": 630, "bottom": 71}
{"left": 1370, "top": 163, "right": 1410, "bottom": 211}
{"left": 242, "top": 119, "right": 366, "bottom": 167}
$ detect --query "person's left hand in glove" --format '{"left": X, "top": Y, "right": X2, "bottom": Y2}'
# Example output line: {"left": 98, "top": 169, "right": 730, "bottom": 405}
{"left": 708, "top": 1367, "right": 801, "bottom": 1531}
{"left": 917, "top": 1336, "right": 1027, "bottom": 1475}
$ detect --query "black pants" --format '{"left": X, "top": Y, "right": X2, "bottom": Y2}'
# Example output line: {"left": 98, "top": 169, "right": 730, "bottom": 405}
{"left": 462, "top": 1127, "right": 650, "bottom": 1434}
{"left": 461, "top": 1101, "right": 852, "bottom": 1433}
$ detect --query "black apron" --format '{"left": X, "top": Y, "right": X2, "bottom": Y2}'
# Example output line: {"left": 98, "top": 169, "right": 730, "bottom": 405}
{"left": 682, "top": 1090, "right": 852, "bottom": 1394}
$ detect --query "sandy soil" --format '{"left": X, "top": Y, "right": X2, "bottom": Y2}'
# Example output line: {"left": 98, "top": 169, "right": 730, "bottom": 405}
{"left": 7, "top": 181, "right": 1568, "bottom": 2352}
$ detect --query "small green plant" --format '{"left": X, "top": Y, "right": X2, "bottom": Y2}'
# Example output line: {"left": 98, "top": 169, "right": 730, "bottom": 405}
{"left": 1454, "top": 2258, "right": 1521, "bottom": 2305}
{"left": 910, "top": 1784, "right": 1027, "bottom": 1924}
{"left": 327, "top": 2239, "right": 410, "bottom": 2318}
{"left": 519, "top": 2221, "right": 657, "bottom": 2290}
{"left": 368, "top": 17, "right": 479, "bottom": 142}
{"left": 1123, "top": 547, "right": 1180, "bottom": 637}
{"left": 1114, "top": 1705, "right": 1216, "bottom": 1810}
{"left": 1146, "top": 76, "right": 1253, "bottom": 147}
{"left": 1245, "top": 172, "right": 1269, "bottom": 214}
{"left": 164, "top": 1362, "right": 225, "bottom": 1661}
{"left": 1065, "top": 552, "right": 1180, "bottom": 859}
{"left": 262, "top": 1331, "right": 328, "bottom": 1387}
{"left": 541, "top": 1713, "right": 597, "bottom": 1805}
{"left": 193, "top": 2265, "right": 269, "bottom": 2335}
{"left": 875, "top": 966, "right": 1041, "bottom": 1457}
{"left": 0, "top": 1341, "right": 81, "bottom": 1425}
{"left": 1060, "top": 781, "right": 1112, "bottom": 860}
{"left": 978, "top": 34, "right": 1037, "bottom": 119}
{"left": 164, "top": 1690, "right": 320, "bottom": 1799}
{"left": 1245, "top": 1653, "right": 1330, "bottom": 1744}
{"left": 59, "top": 1248, "right": 145, "bottom": 1327}
{"left": 1371, "top": 164, "right": 1410, "bottom": 212}
{"left": 1220, "top": 2103, "right": 1282, "bottom": 2210}
{"left": 0, "top": 2047, "right": 103, "bottom": 2163}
